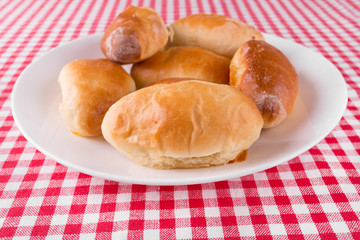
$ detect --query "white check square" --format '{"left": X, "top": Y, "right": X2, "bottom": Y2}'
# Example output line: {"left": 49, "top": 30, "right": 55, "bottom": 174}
{"left": 143, "top": 229, "right": 160, "bottom": 239}
{"left": 263, "top": 205, "right": 280, "bottom": 215}
{"left": 176, "top": 227, "right": 192, "bottom": 239}
{"left": 82, "top": 213, "right": 99, "bottom": 224}
{"left": 144, "top": 210, "right": 159, "bottom": 220}
{"left": 18, "top": 215, "right": 38, "bottom": 227}
{"left": 207, "top": 226, "right": 224, "bottom": 238}
{"left": 330, "top": 221, "right": 350, "bottom": 233}
{"left": 320, "top": 203, "right": 338, "bottom": 213}
{"left": 233, "top": 206, "right": 250, "bottom": 216}
{"left": 50, "top": 214, "right": 68, "bottom": 226}
{"left": 269, "top": 224, "right": 287, "bottom": 236}
{"left": 292, "top": 204, "right": 310, "bottom": 214}
{"left": 238, "top": 225, "right": 255, "bottom": 237}
{"left": 299, "top": 223, "right": 318, "bottom": 234}
{"left": 174, "top": 208, "right": 191, "bottom": 219}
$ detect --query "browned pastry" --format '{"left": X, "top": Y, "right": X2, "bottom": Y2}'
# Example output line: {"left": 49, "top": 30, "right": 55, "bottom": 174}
{"left": 58, "top": 58, "right": 136, "bottom": 137}
{"left": 131, "top": 46, "right": 230, "bottom": 88}
{"left": 101, "top": 5, "right": 168, "bottom": 64}
{"left": 167, "top": 13, "right": 264, "bottom": 58}
{"left": 147, "top": 78, "right": 191, "bottom": 86}
{"left": 230, "top": 40, "right": 298, "bottom": 128}
{"left": 101, "top": 80, "right": 263, "bottom": 169}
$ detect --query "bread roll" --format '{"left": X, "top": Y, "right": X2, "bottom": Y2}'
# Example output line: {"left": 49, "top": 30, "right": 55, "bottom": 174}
{"left": 58, "top": 59, "right": 136, "bottom": 137}
{"left": 101, "top": 80, "right": 263, "bottom": 169}
{"left": 148, "top": 78, "right": 190, "bottom": 86}
{"left": 131, "top": 46, "right": 230, "bottom": 88}
{"left": 167, "top": 14, "right": 264, "bottom": 58}
{"left": 101, "top": 5, "right": 168, "bottom": 64}
{"left": 230, "top": 40, "right": 298, "bottom": 128}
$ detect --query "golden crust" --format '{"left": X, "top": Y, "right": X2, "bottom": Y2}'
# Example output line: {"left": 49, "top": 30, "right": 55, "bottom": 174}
{"left": 230, "top": 40, "right": 298, "bottom": 128}
{"left": 131, "top": 46, "right": 230, "bottom": 88}
{"left": 168, "top": 13, "right": 264, "bottom": 58}
{"left": 101, "top": 80, "right": 263, "bottom": 169}
{"left": 58, "top": 58, "right": 136, "bottom": 136}
{"left": 101, "top": 5, "right": 168, "bottom": 64}
{"left": 147, "top": 78, "right": 193, "bottom": 86}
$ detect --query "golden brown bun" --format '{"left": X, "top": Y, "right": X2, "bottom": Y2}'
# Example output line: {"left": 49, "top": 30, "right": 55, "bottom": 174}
{"left": 58, "top": 59, "right": 136, "bottom": 137}
{"left": 167, "top": 14, "right": 264, "bottom": 58}
{"left": 101, "top": 80, "right": 263, "bottom": 169}
{"left": 131, "top": 46, "right": 230, "bottom": 88}
{"left": 101, "top": 5, "right": 168, "bottom": 64}
{"left": 230, "top": 40, "right": 298, "bottom": 128}
{"left": 148, "top": 78, "right": 191, "bottom": 86}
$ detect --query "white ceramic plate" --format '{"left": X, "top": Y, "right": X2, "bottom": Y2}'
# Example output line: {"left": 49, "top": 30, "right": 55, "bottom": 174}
{"left": 12, "top": 33, "right": 348, "bottom": 185}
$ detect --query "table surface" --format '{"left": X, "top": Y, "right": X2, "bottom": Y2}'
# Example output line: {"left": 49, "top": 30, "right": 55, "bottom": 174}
{"left": 1, "top": 0, "right": 359, "bottom": 239}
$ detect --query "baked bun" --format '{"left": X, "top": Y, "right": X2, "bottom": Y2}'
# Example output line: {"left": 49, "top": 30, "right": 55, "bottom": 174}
{"left": 59, "top": 58, "right": 136, "bottom": 137}
{"left": 131, "top": 46, "right": 230, "bottom": 88}
{"left": 167, "top": 14, "right": 264, "bottom": 58}
{"left": 101, "top": 5, "right": 168, "bottom": 64}
{"left": 101, "top": 80, "right": 263, "bottom": 169}
{"left": 147, "top": 78, "right": 191, "bottom": 86}
{"left": 230, "top": 40, "right": 298, "bottom": 128}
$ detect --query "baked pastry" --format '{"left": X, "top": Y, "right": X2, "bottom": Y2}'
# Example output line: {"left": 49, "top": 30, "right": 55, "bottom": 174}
{"left": 101, "top": 80, "right": 263, "bottom": 169}
{"left": 147, "top": 78, "right": 190, "bottom": 86}
{"left": 101, "top": 5, "right": 168, "bottom": 64}
{"left": 167, "top": 13, "right": 264, "bottom": 58}
{"left": 230, "top": 40, "right": 298, "bottom": 128}
{"left": 58, "top": 58, "right": 136, "bottom": 136}
{"left": 131, "top": 46, "right": 230, "bottom": 88}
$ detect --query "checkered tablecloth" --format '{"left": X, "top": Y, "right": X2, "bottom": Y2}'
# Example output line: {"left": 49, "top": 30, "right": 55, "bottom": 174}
{"left": 1, "top": 0, "right": 359, "bottom": 239}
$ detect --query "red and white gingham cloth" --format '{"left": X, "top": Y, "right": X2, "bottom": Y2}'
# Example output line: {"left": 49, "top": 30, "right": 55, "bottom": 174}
{"left": 1, "top": 0, "right": 359, "bottom": 239}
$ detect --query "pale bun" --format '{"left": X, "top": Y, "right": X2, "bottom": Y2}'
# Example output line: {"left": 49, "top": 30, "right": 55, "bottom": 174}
{"left": 101, "top": 80, "right": 263, "bottom": 169}
{"left": 131, "top": 46, "right": 230, "bottom": 88}
{"left": 101, "top": 5, "right": 168, "bottom": 64}
{"left": 167, "top": 14, "right": 264, "bottom": 58}
{"left": 58, "top": 58, "right": 136, "bottom": 137}
{"left": 230, "top": 40, "right": 298, "bottom": 128}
